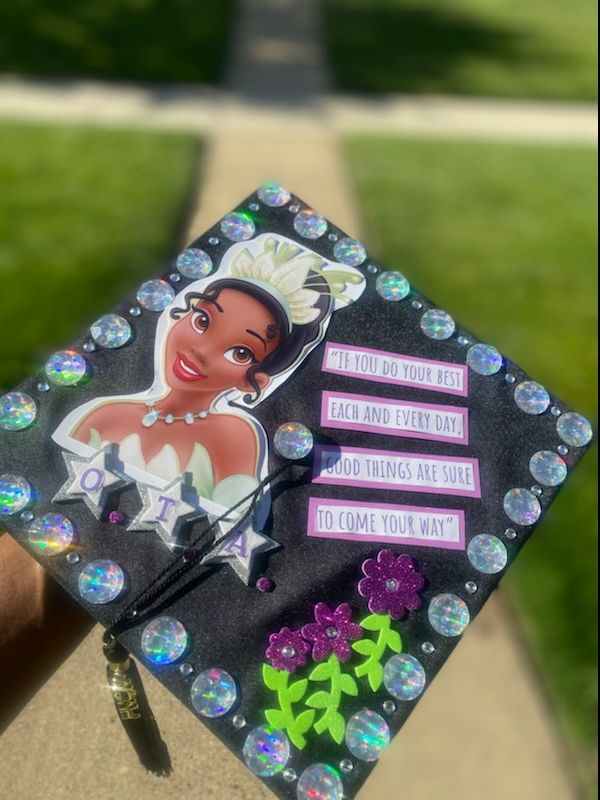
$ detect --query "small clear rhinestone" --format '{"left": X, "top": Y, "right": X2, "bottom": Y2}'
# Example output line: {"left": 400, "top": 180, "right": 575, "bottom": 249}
{"left": 208, "top": 236, "right": 220, "bottom": 246}
{"left": 281, "top": 646, "right": 296, "bottom": 658}
{"left": 382, "top": 700, "right": 396, "bottom": 715}
{"left": 531, "top": 485, "right": 543, "bottom": 496}
{"left": 411, "top": 300, "right": 423, "bottom": 310}
{"left": 20, "top": 510, "right": 34, "bottom": 523}
{"left": 504, "top": 528, "right": 517, "bottom": 540}
{"left": 282, "top": 768, "right": 297, "bottom": 783}
{"left": 169, "top": 272, "right": 181, "bottom": 283}
{"left": 165, "top": 414, "right": 174, "bottom": 424}
{"left": 232, "top": 714, "right": 246, "bottom": 729}
{"left": 129, "top": 306, "right": 141, "bottom": 317}
{"left": 458, "top": 336, "right": 470, "bottom": 346}
{"left": 66, "top": 552, "right": 81, "bottom": 564}
{"left": 367, "top": 264, "right": 379, "bottom": 274}
{"left": 421, "top": 641, "right": 435, "bottom": 655}
{"left": 557, "top": 445, "right": 569, "bottom": 456}
{"left": 37, "top": 382, "right": 50, "bottom": 393}
{"left": 551, "top": 406, "right": 562, "bottom": 417}
{"left": 83, "top": 341, "right": 96, "bottom": 353}
{"left": 465, "top": 581, "right": 478, "bottom": 594}
{"left": 179, "top": 662, "right": 194, "bottom": 677}
{"left": 288, "top": 204, "right": 300, "bottom": 213}
{"left": 505, "top": 374, "right": 516, "bottom": 384}
{"left": 325, "top": 626, "right": 339, "bottom": 639}
{"left": 339, "top": 759, "right": 354, "bottom": 774}
{"left": 248, "top": 203, "right": 260, "bottom": 212}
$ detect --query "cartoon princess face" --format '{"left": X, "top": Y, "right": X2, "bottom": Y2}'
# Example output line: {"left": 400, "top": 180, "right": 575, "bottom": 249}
{"left": 53, "top": 235, "right": 365, "bottom": 511}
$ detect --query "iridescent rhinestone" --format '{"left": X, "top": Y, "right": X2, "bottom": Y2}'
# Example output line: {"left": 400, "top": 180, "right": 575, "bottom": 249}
{"left": 465, "top": 581, "right": 478, "bottom": 594}
{"left": 208, "top": 236, "right": 220, "bottom": 246}
{"left": 0, "top": 391, "right": 37, "bottom": 431}
{"left": 282, "top": 768, "right": 297, "bottom": 783}
{"left": 531, "top": 485, "right": 543, "bottom": 496}
{"left": 297, "top": 764, "right": 344, "bottom": 800}
{"left": 467, "top": 534, "right": 507, "bottom": 574}
{"left": 466, "top": 344, "right": 503, "bottom": 376}
{"left": 420, "top": 309, "right": 455, "bottom": 340}
{"left": 367, "top": 264, "right": 379, "bottom": 274}
{"left": 109, "top": 509, "right": 125, "bottom": 525}
{"left": 243, "top": 725, "right": 290, "bottom": 776}
{"left": 411, "top": 300, "right": 423, "bottom": 310}
{"left": 129, "top": 306, "right": 141, "bottom": 317}
{"left": 136, "top": 279, "right": 175, "bottom": 312}
{"left": 328, "top": 233, "right": 339, "bottom": 242}
{"left": 191, "top": 668, "right": 237, "bottom": 718}
{"left": 421, "top": 641, "right": 435, "bottom": 655}
{"left": 274, "top": 422, "right": 313, "bottom": 459}
{"left": 557, "top": 445, "right": 569, "bottom": 456}
{"left": 0, "top": 474, "right": 32, "bottom": 515}
{"left": 90, "top": 313, "right": 132, "bottom": 349}
{"left": 27, "top": 513, "right": 75, "bottom": 556}
{"left": 339, "top": 760, "right": 353, "bottom": 775}
{"left": 248, "top": 203, "right": 260, "bottom": 212}
{"left": 530, "top": 451, "right": 567, "bottom": 486}
{"left": 556, "top": 412, "right": 593, "bottom": 447}
{"left": 293, "top": 209, "right": 327, "bottom": 239}
{"left": 288, "top": 204, "right": 300, "bottom": 214}
{"left": 169, "top": 272, "right": 181, "bottom": 283}
{"left": 428, "top": 594, "right": 470, "bottom": 637}
{"left": 457, "top": 336, "right": 470, "bottom": 346}
{"left": 257, "top": 577, "right": 275, "bottom": 593}
{"left": 551, "top": 406, "right": 562, "bottom": 417}
{"left": 176, "top": 248, "right": 213, "bottom": 279}
{"left": 232, "top": 714, "right": 246, "bottom": 729}
{"left": 504, "top": 528, "right": 517, "bottom": 540}
{"left": 220, "top": 212, "right": 255, "bottom": 242}
{"left": 257, "top": 181, "right": 291, "bottom": 207}
{"left": 333, "top": 237, "right": 367, "bottom": 267}
{"left": 66, "top": 552, "right": 81, "bottom": 564}
{"left": 45, "top": 350, "right": 87, "bottom": 386}
{"left": 382, "top": 699, "right": 396, "bottom": 714}
{"left": 179, "top": 662, "right": 194, "bottom": 677}
{"left": 505, "top": 373, "right": 516, "bottom": 384}
{"left": 82, "top": 341, "right": 96, "bottom": 352}
{"left": 20, "top": 510, "right": 34, "bottom": 523}
{"left": 78, "top": 559, "right": 125, "bottom": 604}
{"left": 514, "top": 381, "right": 550, "bottom": 415}
{"left": 345, "top": 709, "right": 390, "bottom": 762}
{"left": 37, "top": 381, "right": 50, "bottom": 393}
{"left": 383, "top": 654, "right": 426, "bottom": 701}
{"left": 141, "top": 616, "right": 188, "bottom": 665}
{"left": 503, "top": 488, "right": 541, "bottom": 526}
{"left": 375, "top": 270, "right": 410, "bottom": 302}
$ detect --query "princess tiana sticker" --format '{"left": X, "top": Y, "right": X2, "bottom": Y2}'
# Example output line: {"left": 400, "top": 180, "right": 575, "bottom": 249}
{"left": 53, "top": 234, "right": 365, "bottom": 518}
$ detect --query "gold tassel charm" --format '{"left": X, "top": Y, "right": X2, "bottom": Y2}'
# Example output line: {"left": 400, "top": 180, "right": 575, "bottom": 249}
{"left": 103, "top": 633, "right": 172, "bottom": 776}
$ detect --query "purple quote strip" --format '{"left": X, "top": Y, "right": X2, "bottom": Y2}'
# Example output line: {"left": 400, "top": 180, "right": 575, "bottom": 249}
{"left": 307, "top": 497, "right": 466, "bottom": 551}
{"left": 321, "top": 390, "right": 469, "bottom": 445}
{"left": 312, "top": 444, "right": 481, "bottom": 498}
{"left": 322, "top": 341, "right": 468, "bottom": 397}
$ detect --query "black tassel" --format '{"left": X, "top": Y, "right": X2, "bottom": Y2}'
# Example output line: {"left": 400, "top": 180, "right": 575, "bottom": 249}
{"left": 103, "top": 633, "right": 172, "bottom": 776}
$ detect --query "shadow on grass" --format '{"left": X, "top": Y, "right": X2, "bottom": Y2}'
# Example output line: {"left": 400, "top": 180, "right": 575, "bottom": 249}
{"left": 0, "top": 0, "right": 232, "bottom": 84}
{"left": 324, "top": 0, "right": 582, "bottom": 97}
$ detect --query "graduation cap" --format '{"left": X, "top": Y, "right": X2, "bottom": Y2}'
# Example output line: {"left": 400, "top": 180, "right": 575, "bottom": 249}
{"left": 0, "top": 182, "right": 593, "bottom": 800}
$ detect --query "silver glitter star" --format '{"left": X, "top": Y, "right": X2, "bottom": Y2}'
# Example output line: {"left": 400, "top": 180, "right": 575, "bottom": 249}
{"left": 201, "top": 516, "right": 279, "bottom": 585}
{"left": 128, "top": 473, "right": 210, "bottom": 547}
{"left": 53, "top": 445, "right": 133, "bottom": 519}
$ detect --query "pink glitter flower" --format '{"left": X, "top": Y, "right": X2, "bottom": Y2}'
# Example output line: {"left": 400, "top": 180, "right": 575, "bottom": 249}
{"left": 358, "top": 549, "right": 425, "bottom": 619}
{"left": 302, "top": 602, "right": 362, "bottom": 662}
{"left": 265, "top": 627, "right": 310, "bottom": 673}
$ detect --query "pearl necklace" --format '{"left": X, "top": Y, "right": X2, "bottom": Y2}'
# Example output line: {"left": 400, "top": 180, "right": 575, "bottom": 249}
{"left": 141, "top": 402, "right": 213, "bottom": 428}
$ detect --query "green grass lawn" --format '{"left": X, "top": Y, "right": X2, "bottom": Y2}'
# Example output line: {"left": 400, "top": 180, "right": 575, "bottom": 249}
{"left": 0, "top": 0, "right": 231, "bottom": 84}
{"left": 345, "top": 136, "right": 597, "bottom": 789}
{"left": 0, "top": 122, "right": 199, "bottom": 389}
{"left": 324, "top": 0, "right": 597, "bottom": 100}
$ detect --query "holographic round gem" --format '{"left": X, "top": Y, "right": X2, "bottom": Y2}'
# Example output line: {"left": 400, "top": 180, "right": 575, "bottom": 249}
{"left": 557, "top": 412, "right": 593, "bottom": 447}
{"left": 383, "top": 654, "right": 426, "bottom": 701}
{"left": 466, "top": 344, "right": 503, "bottom": 376}
{"left": 503, "top": 488, "right": 541, "bottom": 526}
{"left": 78, "top": 559, "right": 125, "bottom": 604}
{"left": 242, "top": 725, "right": 290, "bottom": 776}
{"left": 293, "top": 209, "right": 327, "bottom": 240}
{"left": 176, "top": 248, "right": 213, "bottom": 279}
{"left": 333, "top": 237, "right": 367, "bottom": 267}
{"left": 258, "top": 181, "right": 291, "bottom": 207}
{"left": 420, "top": 309, "right": 455, "bottom": 340}
{"left": 0, "top": 474, "right": 32, "bottom": 515}
{"left": 428, "top": 594, "right": 470, "bottom": 637}
{"left": 375, "top": 270, "right": 410, "bottom": 302}
{"left": 530, "top": 450, "right": 568, "bottom": 487}
{"left": 191, "top": 668, "right": 237, "bottom": 718}
{"left": 90, "top": 314, "right": 132, "bottom": 349}
{"left": 467, "top": 534, "right": 508, "bottom": 574}
{"left": 274, "top": 422, "right": 313, "bottom": 459}
{"left": 220, "top": 212, "right": 255, "bottom": 242}
{"left": 297, "top": 764, "right": 344, "bottom": 800}
{"left": 141, "top": 616, "right": 188, "bottom": 665}
{"left": 345, "top": 709, "right": 390, "bottom": 762}
{"left": 514, "top": 381, "right": 550, "bottom": 415}
{"left": 0, "top": 392, "right": 37, "bottom": 431}
{"left": 45, "top": 350, "right": 87, "bottom": 386}
{"left": 136, "top": 279, "right": 175, "bottom": 312}
{"left": 27, "top": 513, "right": 75, "bottom": 556}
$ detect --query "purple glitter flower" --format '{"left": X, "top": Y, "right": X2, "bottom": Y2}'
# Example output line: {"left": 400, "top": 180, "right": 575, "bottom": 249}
{"left": 358, "top": 549, "right": 425, "bottom": 620}
{"left": 265, "top": 626, "right": 310, "bottom": 673}
{"left": 301, "top": 602, "right": 362, "bottom": 662}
